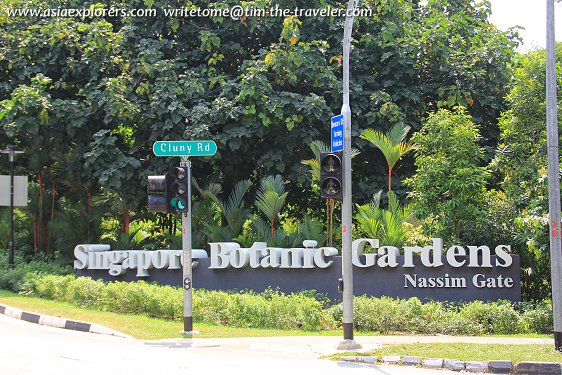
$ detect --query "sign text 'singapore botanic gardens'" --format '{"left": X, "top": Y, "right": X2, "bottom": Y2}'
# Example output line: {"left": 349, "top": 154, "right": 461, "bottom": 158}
{"left": 74, "top": 238, "right": 521, "bottom": 302}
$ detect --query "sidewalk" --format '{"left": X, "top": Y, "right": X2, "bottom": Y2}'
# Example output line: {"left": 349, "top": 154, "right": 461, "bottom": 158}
{"left": 158, "top": 334, "right": 552, "bottom": 357}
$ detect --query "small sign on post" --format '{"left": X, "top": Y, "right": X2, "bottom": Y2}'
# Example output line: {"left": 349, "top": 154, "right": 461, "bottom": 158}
{"left": 153, "top": 141, "right": 217, "bottom": 157}
{"left": 0, "top": 176, "right": 28, "bottom": 206}
{"left": 331, "top": 115, "right": 344, "bottom": 152}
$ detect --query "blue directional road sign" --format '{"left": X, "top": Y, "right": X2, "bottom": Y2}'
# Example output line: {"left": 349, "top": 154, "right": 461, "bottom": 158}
{"left": 153, "top": 141, "right": 217, "bottom": 157}
{"left": 331, "top": 114, "right": 344, "bottom": 152}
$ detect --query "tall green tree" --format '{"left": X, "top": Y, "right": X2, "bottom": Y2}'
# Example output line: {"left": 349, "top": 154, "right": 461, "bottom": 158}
{"left": 490, "top": 43, "right": 562, "bottom": 300}
{"left": 405, "top": 107, "right": 489, "bottom": 242}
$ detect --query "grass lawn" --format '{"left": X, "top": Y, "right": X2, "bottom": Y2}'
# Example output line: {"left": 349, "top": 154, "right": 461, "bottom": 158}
{"left": 0, "top": 290, "right": 342, "bottom": 339}
{"left": 333, "top": 342, "right": 562, "bottom": 364}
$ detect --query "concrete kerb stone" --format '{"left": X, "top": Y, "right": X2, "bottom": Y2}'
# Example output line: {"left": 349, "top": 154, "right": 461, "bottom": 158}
{"left": 339, "top": 354, "right": 562, "bottom": 374}
{"left": 488, "top": 360, "right": 512, "bottom": 374}
{"left": 39, "top": 315, "right": 66, "bottom": 329}
{"left": 381, "top": 355, "right": 401, "bottom": 364}
{"left": 4, "top": 305, "right": 22, "bottom": 319}
{"left": 443, "top": 359, "right": 465, "bottom": 371}
{"left": 513, "top": 362, "right": 562, "bottom": 374}
{"left": 466, "top": 361, "right": 489, "bottom": 373}
{"left": 422, "top": 358, "right": 444, "bottom": 369}
{"left": 402, "top": 356, "right": 421, "bottom": 366}
{"left": 356, "top": 356, "right": 377, "bottom": 364}
{"left": 0, "top": 303, "right": 131, "bottom": 339}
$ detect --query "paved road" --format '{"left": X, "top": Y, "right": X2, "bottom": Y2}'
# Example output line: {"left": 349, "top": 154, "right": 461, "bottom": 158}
{"left": 0, "top": 313, "right": 468, "bottom": 375}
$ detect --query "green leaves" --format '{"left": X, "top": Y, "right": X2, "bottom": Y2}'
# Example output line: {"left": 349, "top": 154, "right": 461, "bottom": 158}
{"left": 355, "top": 190, "right": 411, "bottom": 247}
{"left": 84, "top": 130, "right": 141, "bottom": 193}
{"left": 360, "top": 123, "right": 416, "bottom": 192}
{"left": 0, "top": 74, "right": 53, "bottom": 137}
{"left": 405, "top": 107, "right": 488, "bottom": 242}
{"left": 280, "top": 16, "right": 302, "bottom": 47}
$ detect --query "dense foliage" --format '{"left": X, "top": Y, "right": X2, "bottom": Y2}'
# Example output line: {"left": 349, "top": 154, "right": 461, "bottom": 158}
{"left": 0, "top": 0, "right": 517, "bottom": 257}
{"left": 490, "top": 44, "right": 562, "bottom": 301}
{"left": 2, "top": 0, "right": 559, "bottom": 303}
{"left": 18, "top": 274, "right": 554, "bottom": 334}
{"left": 406, "top": 107, "right": 489, "bottom": 242}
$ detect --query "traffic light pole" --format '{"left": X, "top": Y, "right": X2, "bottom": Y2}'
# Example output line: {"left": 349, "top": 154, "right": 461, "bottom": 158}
{"left": 546, "top": 0, "right": 562, "bottom": 351}
{"left": 337, "top": 0, "right": 361, "bottom": 350}
{"left": 180, "top": 157, "right": 194, "bottom": 334}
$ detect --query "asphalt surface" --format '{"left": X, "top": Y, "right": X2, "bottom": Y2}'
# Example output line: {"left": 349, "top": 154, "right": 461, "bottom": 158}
{"left": 0, "top": 313, "right": 479, "bottom": 375}
{"left": 0, "top": 305, "right": 557, "bottom": 375}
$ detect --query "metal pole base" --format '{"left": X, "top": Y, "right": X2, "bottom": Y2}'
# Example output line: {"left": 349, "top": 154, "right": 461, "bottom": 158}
{"left": 181, "top": 316, "right": 199, "bottom": 337}
{"left": 343, "top": 322, "right": 353, "bottom": 340}
{"left": 183, "top": 316, "right": 193, "bottom": 332}
{"left": 336, "top": 339, "right": 362, "bottom": 350}
{"left": 8, "top": 242, "right": 14, "bottom": 269}
{"left": 181, "top": 330, "right": 200, "bottom": 337}
{"left": 555, "top": 331, "right": 562, "bottom": 352}
{"left": 338, "top": 323, "right": 361, "bottom": 349}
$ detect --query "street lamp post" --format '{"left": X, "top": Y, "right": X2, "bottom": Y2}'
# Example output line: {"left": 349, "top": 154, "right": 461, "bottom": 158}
{"left": 1, "top": 145, "right": 23, "bottom": 268}
{"left": 337, "top": 0, "right": 361, "bottom": 350}
{"left": 545, "top": 0, "right": 562, "bottom": 351}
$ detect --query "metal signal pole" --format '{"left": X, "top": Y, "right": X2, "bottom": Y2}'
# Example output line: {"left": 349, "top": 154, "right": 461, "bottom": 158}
{"left": 546, "top": 0, "right": 562, "bottom": 351}
{"left": 180, "top": 157, "right": 194, "bottom": 334}
{"left": 337, "top": 0, "right": 361, "bottom": 350}
{"left": 1, "top": 145, "right": 22, "bottom": 269}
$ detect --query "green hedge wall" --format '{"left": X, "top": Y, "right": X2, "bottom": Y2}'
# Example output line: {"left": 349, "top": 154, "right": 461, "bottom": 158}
{"left": 13, "top": 274, "right": 552, "bottom": 334}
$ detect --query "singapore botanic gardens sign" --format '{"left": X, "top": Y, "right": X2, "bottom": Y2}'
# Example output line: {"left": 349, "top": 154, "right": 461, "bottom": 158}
{"left": 74, "top": 238, "right": 521, "bottom": 302}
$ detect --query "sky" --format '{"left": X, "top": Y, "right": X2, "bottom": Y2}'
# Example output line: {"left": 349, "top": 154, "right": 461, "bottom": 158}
{"left": 488, "top": 0, "right": 562, "bottom": 51}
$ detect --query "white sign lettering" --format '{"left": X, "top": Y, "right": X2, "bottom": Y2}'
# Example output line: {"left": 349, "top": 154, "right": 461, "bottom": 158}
{"left": 73, "top": 244, "right": 208, "bottom": 277}
{"left": 74, "top": 239, "right": 515, "bottom": 292}
{"left": 351, "top": 238, "right": 512, "bottom": 268}
{"left": 208, "top": 241, "right": 338, "bottom": 269}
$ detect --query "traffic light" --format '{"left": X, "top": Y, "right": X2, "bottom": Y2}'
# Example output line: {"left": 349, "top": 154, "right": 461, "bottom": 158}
{"left": 167, "top": 166, "right": 189, "bottom": 212}
{"left": 147, "top": 166, "right": 189, "bottom": 213}
{"left": 320, "top": 152, "right": 343, "bottom": 200}
{"left": 147, "top": 175, "right": 169, "bottom": 213}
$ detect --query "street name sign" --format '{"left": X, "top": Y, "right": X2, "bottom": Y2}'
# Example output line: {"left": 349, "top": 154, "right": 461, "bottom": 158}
{"left": 331, "top": 114, "right": 344, "bottom": 152}
{"left": 0, "top": 175, "right": 28, "bottom": 206}
{"left": 153, "top": 140, "right": 217, "bottom": 157}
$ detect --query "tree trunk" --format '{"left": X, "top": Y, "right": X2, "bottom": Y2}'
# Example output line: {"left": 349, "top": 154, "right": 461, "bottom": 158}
{"left": 37, "top": 173, "right": 43, "bottom": 255}
{"left": 123, "top": 209, "right": 130, "bottom": 233}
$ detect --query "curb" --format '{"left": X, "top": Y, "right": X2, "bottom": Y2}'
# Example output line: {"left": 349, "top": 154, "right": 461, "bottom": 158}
{"left": 340, "top": 355, "right": 562, "bottom": 374}
{"left": 0, "top": 303, "right": 132, "bottom": 339}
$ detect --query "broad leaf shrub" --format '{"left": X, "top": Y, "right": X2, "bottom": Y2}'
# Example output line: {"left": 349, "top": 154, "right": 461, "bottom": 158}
{"left": 23, "top": 275, "right": 335, "bottom": 330}
{"left": 459, "top": 300, "right": 520, "bottom": 334}
{"left": 19, "top": 275, "right": 553, "bottom": 334}
{"left": 329, "top": 297, "right": 552, "bottom": 335}
{"left": 518, "top": 302, "right": 554, "bottom": 334}
{"left": 0, "top": 257, "right": 72, "bottom": 293}
{"left": 197, "top": 289, "right": 335, "bottom": 330}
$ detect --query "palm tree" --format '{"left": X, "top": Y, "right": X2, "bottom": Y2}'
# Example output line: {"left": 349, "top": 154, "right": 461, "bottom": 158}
{"left": 360, "top": 123, "right": 416, "bottom": 192}
{"left": 354, "top": 190, "right": 412, "bottom": 247}
{"left": 195, "top": 179, "right": 252, "bottom": 242}
{"left": 255, "top": 175, "right": 288, "bottom": 239}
